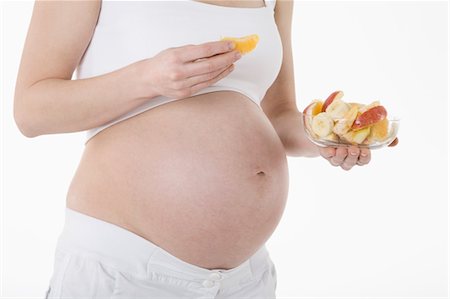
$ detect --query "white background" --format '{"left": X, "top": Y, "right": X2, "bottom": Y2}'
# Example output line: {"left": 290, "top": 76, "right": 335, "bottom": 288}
{"left": 1, "top": 1, "right": 449, "bottom": 298}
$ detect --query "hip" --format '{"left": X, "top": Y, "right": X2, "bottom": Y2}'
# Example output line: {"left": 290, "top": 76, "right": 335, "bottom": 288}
{"left": 46, "top": 208, "right": 278, "bottom": 298}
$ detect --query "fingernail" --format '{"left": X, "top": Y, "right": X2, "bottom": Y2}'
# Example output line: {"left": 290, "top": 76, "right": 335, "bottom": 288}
{"left": 361, "top": 152, "right": 367, "bottom": 157}
{"left": 350, "top": 151, "right": 357, "bottom": 156}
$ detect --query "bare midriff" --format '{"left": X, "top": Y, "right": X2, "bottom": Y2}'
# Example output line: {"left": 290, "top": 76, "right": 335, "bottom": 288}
{"left": 67, "top": 91, "right": 289, "bottom": 270}
{"left": 67, "top": 0, "right": 288, "bottom": 271}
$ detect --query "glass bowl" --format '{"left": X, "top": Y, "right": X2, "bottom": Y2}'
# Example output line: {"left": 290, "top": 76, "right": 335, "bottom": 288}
{"left": 302, "top": 112, "right": 400, "bottom": 149}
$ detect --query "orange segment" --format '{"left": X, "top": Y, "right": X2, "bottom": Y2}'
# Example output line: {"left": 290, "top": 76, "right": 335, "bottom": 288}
{"left": 371, "top": 118, "right": 389, "bottom": 141}
{"left": 312, "top": 102, "right": 323, "bottom": 116}
{"left": 221, "top": 34, "right": 259, "bottom": 55}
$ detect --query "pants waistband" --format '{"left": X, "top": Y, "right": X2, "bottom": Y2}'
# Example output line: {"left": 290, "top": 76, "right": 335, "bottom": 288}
{"left": 56, "top": 208, "right": 271, "bottom": 288}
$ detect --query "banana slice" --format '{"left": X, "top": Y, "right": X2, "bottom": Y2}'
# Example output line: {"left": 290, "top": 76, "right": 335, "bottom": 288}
{"left": 348, "top": 102, "right": 364, "bottom": 110}
{"left": 312, "top": 112, "right": 334, "bottom": 137}
{"left": 333, "top": 105, "right": 359, "bottom": 136}
{"left": 325, "top": 99, "right": 350, "bottom": 120}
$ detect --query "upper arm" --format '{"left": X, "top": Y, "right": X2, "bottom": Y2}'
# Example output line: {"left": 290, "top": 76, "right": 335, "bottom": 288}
{"left": 260, "top": 0, "right": 298, "bottom": 118}
{"left": 14, "top": 0, "right": 101, "bottom": 98}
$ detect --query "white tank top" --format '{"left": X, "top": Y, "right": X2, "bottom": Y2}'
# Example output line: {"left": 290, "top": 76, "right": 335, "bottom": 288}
{"left": 76, "top": 0, "right": 283, "bottom": 144}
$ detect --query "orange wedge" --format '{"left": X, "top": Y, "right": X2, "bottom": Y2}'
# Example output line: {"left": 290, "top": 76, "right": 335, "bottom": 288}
{"left": 221, "top": 34, "right": 259, "bottom": 55}
{"left": 370, "top": 118, "right": 389, "bottom": 141}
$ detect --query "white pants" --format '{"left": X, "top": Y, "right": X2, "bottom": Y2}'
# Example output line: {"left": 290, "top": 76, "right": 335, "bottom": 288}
{"left": 45, "top": 208, "right": 278, "bottom": 298}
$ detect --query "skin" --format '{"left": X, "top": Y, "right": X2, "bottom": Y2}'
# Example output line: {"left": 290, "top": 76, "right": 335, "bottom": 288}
{"left": 259, "top": 0, "right": 372, "bottom": 170}
{"left": 261, "top": 0, "right": 398, "bottom": 169}
{"left": 14, "top": 0, "right": 397, "bottom": 270}
{"left": 13, "top": 0, "right": 238, "bottom": 135}
{"left": 13, "top": 0, "right": 387, "bottom": 170}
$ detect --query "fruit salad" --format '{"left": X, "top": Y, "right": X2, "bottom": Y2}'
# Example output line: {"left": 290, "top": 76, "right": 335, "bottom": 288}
{"left": 302, "top": 91, "right": 399, "bottom": 149}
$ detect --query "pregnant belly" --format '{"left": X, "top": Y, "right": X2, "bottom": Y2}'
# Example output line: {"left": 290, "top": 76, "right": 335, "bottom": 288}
{"left": 67, "top": 91, "right": 289, "bottom": 270}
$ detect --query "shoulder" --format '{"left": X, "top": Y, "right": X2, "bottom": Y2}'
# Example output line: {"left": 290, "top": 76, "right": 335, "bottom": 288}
{"left": 274, "top": 0, "right": 293, "bottom": 40}
{"left": 274, "top": 0, "right": 293, "bottom": 21}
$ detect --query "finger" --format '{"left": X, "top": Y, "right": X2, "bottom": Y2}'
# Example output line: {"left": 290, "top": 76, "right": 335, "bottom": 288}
{"left": 179, "top": 40, "right": 235, "bottom": 62}
{"left": 319, "top": 147, "right": 336, "bottom": 159}
{"left": 330, "top": 146, "right": 347, "bottom": 166}
{"left": 341, "top": 146, "right": 360, "bottom": 170}
{"left": 184, "top": 50, "right": 240, "bottom": 78}
{"left": 189, "top": 64, "right": 235, "bottom": 94}
{"left": 357, "top": 148, "right": 371, "bottom": 166}
{"left": 388, "top": 137, "right": 399, "bottom": 147}
{"left": 180, "top": 64, "right": 231, "bottom": 89}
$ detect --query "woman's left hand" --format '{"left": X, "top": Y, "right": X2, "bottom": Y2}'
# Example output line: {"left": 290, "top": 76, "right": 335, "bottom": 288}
{"left": 318, "top": 145, "right": 371, "bottom": 171}
{"left": 317, "top": 137, "right": 398, "bottom": 170}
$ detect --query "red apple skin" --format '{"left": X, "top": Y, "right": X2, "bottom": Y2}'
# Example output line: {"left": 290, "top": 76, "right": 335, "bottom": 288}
{"left": 322, "top": 91, "right": 344, "bottom": 112}
{"left": 352, "top": 105, "right": 387, "bottom": 130}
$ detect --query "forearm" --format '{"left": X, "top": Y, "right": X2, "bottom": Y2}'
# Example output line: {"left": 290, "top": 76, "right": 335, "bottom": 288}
{"left": 14, "top": 60, "right": 156, "bottom": 137}
{"left": 268, "top": 108, "right": 320, "bottom": 157}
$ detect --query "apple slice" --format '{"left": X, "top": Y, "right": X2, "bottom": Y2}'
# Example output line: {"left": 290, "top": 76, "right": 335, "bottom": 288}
{"left": 352, "top": 105, "right": 387, "bottom": 130}
{"left": 343, "top": 126, "right": 371, "bottom": 144}
{"left": 358, "top": 101, "right": 381, "bottom": 114}
{"left": 322, "top": 91, "right": 344, "bottom": 112}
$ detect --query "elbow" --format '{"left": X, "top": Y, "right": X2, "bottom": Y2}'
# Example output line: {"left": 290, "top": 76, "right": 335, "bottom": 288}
{"left": 14, "top": 110, "right": 39, "bottom": 138}
{"left": 283, "top": 137, "right": 320, "bottom": 158}
{"left": 285, "top": 145, "right": 318, "bottom": 158}
{"left": 13, "top": 98, "right": 40, "bottom": 138}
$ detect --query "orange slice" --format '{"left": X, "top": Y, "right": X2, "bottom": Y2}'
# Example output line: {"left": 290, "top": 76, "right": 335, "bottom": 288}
{"left": 370, "top": 118, "right": 389, "bottom": 141}
{"left": 221, "top": 34, "right": 259, "bottom": 55}
{"left": 312, "top": 101, "right": 323, "bottom": 116}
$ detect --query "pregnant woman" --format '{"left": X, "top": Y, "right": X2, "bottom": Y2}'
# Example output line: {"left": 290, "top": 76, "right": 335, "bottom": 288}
{"left": 14, "top": 0, "right": 373, "bottom": 297}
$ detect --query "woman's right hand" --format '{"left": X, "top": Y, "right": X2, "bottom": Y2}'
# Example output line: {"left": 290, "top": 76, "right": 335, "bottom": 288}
{"left": 137, "top": 40, "right": 242, "bottom": 100}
